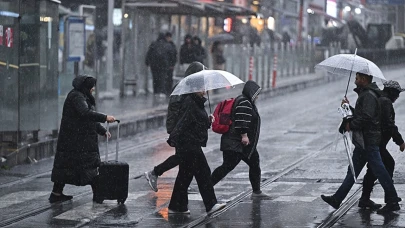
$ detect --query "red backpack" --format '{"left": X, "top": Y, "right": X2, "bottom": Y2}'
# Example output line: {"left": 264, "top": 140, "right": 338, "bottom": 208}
{"left": 212, "top": 98, "right": 238, "bottom": 134}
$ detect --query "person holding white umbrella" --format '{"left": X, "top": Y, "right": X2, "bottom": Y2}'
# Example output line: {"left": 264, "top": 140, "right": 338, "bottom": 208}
{"left": 321, "top": 72, "right": 401, "bottom": 214}
{"left": 166, "top": 75, "right": 226, "bottom": 215}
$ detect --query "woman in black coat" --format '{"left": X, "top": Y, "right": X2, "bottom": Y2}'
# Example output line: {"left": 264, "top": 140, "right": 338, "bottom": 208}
{"left": 49, "top": 75, "right": 116, "bottom": 203}
{"left": 167, "top": 90, "right": 225, "bottom": 215}
{"left": 211, "top": 80, "right": 269, "bottom": 199}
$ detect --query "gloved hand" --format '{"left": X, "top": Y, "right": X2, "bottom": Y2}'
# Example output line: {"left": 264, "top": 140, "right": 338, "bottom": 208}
{"left": 167, "top": 137, "right": 177, "bottom": 147}
{"left": 339, "top": 118, "right": 351, "bottom": 134}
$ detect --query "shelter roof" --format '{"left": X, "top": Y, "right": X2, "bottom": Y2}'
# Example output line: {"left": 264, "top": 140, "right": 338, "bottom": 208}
{"left": 124, "top": 0, "right": 257, "bottom": 17}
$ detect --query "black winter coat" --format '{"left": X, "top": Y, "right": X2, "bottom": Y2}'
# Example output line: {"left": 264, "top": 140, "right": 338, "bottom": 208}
{"left": 145, "top": 34, "right": 171, "bottom": 70}
{"left": 167, "top": 94, "right": 210, "bottom": 151}
{"left": 350, "top": 83, "right": 382, "bottom": 147}
{"left": 380, "top": 93, "right": 404, "bottom": 146}
{"left": 221, "top": 81, "right": 261, "bottom": 158}
{"left": 51, "top": 76, "right": 107, "bottom": 186}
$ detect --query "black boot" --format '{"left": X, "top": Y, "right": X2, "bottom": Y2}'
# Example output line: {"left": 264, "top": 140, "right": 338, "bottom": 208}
{"left": 49, "top": 193, "right": 73, "bottom": 203}
{"left": 358, "top": 199, "right": 382, "bottom": 210}
{"left": 321, "top": 195, "right": 341, "bottom": 209}
{"left": 377, "top": 202, "right": 400, "bottom": 214}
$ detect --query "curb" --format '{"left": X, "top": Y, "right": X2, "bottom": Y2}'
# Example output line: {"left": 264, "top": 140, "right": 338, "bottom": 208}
{"left": 2, "top": 74, "right": 339, "bottom": 168}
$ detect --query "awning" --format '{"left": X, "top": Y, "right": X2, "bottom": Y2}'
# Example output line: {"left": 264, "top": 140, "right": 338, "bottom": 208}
{"left": 124, "top": 0, "right": 257, "bottom": 17}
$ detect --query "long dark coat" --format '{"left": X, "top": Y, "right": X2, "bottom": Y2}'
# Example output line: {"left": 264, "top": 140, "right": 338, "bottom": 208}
{"left": 51, "top": 76, "right": 107, "bottom": 186}
{"left": 221, "top": 81, "right": 262, "bottom": 159}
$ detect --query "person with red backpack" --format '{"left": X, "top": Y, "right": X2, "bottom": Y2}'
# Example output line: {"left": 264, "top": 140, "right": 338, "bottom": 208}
{"left": 144, "top": 62, "right": 207, "bottom": 193}
{"left": 211, "top": 80, "right": 270, "bottom": 199}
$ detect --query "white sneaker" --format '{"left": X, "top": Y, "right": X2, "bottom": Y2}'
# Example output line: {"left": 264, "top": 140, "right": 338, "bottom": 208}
{"left": 168, "top": 209, "right": 191, "bottom": 214}
{"left": 207, "top": 203, "right": 226, "bottom": 215}
{"left": 144, "top": 171, "right": 158, "bottom": 192}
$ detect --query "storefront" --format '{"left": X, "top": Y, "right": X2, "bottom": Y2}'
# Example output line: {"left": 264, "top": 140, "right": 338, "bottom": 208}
{"left": 0, "top": 0, "right": 60, "bottom": 158}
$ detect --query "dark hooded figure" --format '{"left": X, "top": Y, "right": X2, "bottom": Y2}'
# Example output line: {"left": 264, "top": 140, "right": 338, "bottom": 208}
{"left": 211, "top": 80, "right": 270, "bottom": 199}
{"left": 165, "top": 76, "right": 226, "bottom": 215}
{"left": 145, "top": 33, "right": 171, "bottom": 96}
{"left": 360, "top": 80, "right": 405, "bottom": 208}
{"left": 144, "top": 62, "right": 208, "bottom": 193}
{"left": 179, "top": 34, "right": 197, "bottom": 65}
{"left": 193, "top": 36, "right": 207, "bottom": 65}
{"left": 50, "top": 75, "right": 116, "bottom": 203}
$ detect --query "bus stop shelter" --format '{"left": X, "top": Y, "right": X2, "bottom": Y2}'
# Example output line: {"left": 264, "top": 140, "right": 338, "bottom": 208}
{"left": 119, "top": 0, "right": 257, "bottom": 96}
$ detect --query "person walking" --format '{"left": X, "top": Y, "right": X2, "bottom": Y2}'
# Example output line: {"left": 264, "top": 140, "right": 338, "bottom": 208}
{"left": 166, "top": 78, "right": 225, "bottom": 215}
{"left": 211, "top": 80, "right": 270, "bottom": 199}
{"left": 50, "top": 75, "right": 116, "bottom": 203}
{"left": 321, "top": 72, "right": 401, "bottom": 214}
{"left": 211, "top": 41, "right": 225, "bottom": 71}
{"left": 359, "top": 80, "right": 405, "bottom": 209}
{"left": 165, "top": 32, "right": 178, "bottom": 96}
{"left": 145, "top": 33, "right": 171, "bottom": 97}
{"left": 144, "top": 62, "right": 207, "bottom": 192}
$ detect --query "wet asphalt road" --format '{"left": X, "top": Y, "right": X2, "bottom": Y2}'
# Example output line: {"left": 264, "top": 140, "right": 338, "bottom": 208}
{"left": 2, "top": 66, "right": 405, "bottom": 227}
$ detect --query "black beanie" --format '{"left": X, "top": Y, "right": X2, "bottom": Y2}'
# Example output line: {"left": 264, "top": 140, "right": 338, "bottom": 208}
{"left": 185, "top": 62, "right": 207, "bottom": 77}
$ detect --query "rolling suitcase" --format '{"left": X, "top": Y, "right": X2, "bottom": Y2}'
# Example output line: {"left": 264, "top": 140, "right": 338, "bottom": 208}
{"left": 93, "top": 120, "right": 129, "bottom": 204}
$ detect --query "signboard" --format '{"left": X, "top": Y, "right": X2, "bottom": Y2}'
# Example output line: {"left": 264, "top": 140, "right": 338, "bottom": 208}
{"left": 0, "top": 25, "right": 3, "bottom": 45}
{"left": 5, "top": 27, "right": 13, "bottom": 48}
{"left": 67, "top": 18, "right": 85, "bottom": 61}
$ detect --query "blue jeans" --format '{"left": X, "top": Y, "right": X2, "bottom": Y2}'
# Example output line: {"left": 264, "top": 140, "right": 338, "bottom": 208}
{"left": 334, "top": 144, "right": 398, "bottom": 203}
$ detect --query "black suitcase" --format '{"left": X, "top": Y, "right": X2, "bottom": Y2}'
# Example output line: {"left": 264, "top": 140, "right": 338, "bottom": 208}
{"left": 94, "top": 120, "right": 129, "bottom": 204}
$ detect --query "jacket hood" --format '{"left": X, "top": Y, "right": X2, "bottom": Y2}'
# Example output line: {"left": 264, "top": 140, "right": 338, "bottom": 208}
{"left": 185, "top": 62, "right": 207, "bottom": 76}
{"left": 72, "top": 75, "right": 94, "bottom": 90}
{"left": 242, "top": 80, "right": 261, "bottom": 101}
{"left": 157, "top": 33, "right": 166, "bottom": 41}
{"left": 184, "top": 34, "right": 192, "bottom": 43}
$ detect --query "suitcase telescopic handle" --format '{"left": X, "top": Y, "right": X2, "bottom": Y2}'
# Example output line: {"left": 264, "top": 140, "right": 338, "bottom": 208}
{"left": 106, "top": 120, "right": 120, "bottom": 161}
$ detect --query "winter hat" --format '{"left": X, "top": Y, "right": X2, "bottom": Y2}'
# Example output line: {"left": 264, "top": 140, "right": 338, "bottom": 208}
{"left": 383, "top": 80, "right": 405, "bottom": 93}
{"left": 83, "top": 77, "right": 97, "bottom": 90}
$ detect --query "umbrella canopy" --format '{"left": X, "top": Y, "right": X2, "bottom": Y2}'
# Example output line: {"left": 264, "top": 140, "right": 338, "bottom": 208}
{"left": 171, "top": 70, "right": 244, "bottom": 96}
{"left": 315, "top": 53, "right": 386, "bottom": 80}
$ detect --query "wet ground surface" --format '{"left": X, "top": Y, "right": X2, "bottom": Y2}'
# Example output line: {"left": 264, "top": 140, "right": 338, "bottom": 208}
{"left": 1, "top": 66, "right": 405, "bottom": 227}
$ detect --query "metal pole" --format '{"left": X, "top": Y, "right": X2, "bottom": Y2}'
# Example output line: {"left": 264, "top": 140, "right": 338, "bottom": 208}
{"left": 106, "top": 0, "right": 114, "bottom": 95}
{"left": 119, "top": 0, "right": 126, "bottom": 97}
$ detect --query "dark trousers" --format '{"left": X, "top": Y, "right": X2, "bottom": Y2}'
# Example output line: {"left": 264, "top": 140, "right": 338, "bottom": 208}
{"left": 334, "top": 144, "right": 398, "bottom": 203}
{"left": 150, "top": 67, "right": 167, "bottom": 94}
{"left": 361, "top": 136, "right": 395, "bottom": 200}
{"left": 165, "top": 69, "right": 174, "bottom": 96}
{"left": 153, "top": 153, "right": 179, "bottom": 176}
{"left": 211, "top": 150, "right": 261, "bottom": 192}
{"left": 168, "top": 146, "right": 217, "bottom": 212}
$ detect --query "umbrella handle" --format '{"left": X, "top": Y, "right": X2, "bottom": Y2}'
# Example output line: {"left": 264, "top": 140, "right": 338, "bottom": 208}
{"left": 207, "top": 90, "right": 212, "bottom": 113}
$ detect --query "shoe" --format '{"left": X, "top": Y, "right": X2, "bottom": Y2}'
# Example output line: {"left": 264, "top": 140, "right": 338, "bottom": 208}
{"left": 251, "top": 191, "right": 271, "bottom": 199}
{"left": 358, "top": 199, "right": 382, "bottom": 210}
{"left": 49, "top": 193, "right": 73, "bottom": 203}
{"left": 377, "top": 202, "right": 400, "bottom": 214}
{"left": 144, "top": 171, "right": 158, "bottom": 192}
{"left": 187, "top": 186, "right": 199, "bottom": 194}
{"left": 168, "top": 208, "right": 191, "bottom": 214}
{"left": 321, "top": 195, "right": 341, "bottom": 209}
{"left": 207, "top": 203, "right": 226, "bottom": 215}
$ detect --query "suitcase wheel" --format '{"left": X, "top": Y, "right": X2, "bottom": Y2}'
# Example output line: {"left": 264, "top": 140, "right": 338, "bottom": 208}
{"left": 117, "top": 198, "right": 126, "bottom": 204}
{"left": 94, "top": 198, "right": 104, "bottom": 204}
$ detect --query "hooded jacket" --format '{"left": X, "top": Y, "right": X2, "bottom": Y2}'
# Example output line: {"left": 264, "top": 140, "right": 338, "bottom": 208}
{"left": 379, "top": 92, "right": 404, "bottom": 146}
{"left": 180, "top": 34, "right": 197, "bottom": 64}
{"left": 350, "top": 82, "right": 382, "bottom": 147}
{"left": 51, "top": 76, "right": 107, "bottom": 186}
{"left": 167, "top": 93, "right": 211, "bottom": 151}
{"left": 145, "top": 33, "right": 171, "bottom": 70}
{"left": 220, "top": 81, "right": 262, "bottom": 158}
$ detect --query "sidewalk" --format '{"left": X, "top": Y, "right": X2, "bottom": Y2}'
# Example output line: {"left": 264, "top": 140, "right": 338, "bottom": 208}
{"left": 1, "top": 71, "right": 338, "bottom": 169}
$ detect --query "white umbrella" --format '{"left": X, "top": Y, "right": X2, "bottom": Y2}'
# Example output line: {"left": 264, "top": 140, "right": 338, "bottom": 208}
{"left": 171, "top": 70, "right": 245, "bottom": 112}
{"left": 315, "top": 49, "right": 386, "bottom": 96}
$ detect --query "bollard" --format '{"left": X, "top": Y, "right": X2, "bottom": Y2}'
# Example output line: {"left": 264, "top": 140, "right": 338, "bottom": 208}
{"left": 248, "top": 56, "right": 254, "bottom": 81}
{"left": 272, "top": 54, "right": 277, "bottom": 88}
